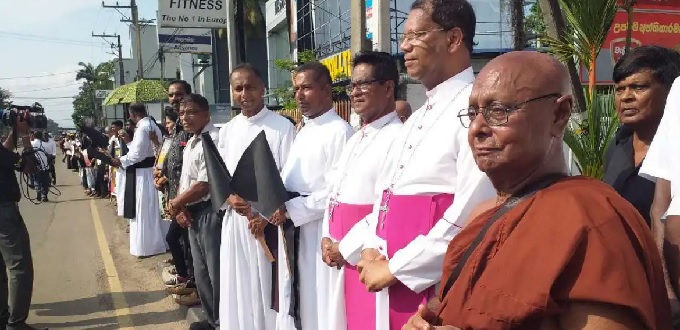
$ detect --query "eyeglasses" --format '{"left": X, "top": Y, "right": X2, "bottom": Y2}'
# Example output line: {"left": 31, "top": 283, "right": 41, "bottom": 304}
{"left": 168, "top": 92, "right": 185, "bottom": 97}
{"left": 345, "top": 79, "right": 382, "bottom": 94}
{"left": 399, "top": 28, "right": 445, "bottom": 44}
{"left": 457, "top": 93, "right": 561, "bottom": 128}
{"left": 179, "top": 110, "right": 206, "bottom": 119}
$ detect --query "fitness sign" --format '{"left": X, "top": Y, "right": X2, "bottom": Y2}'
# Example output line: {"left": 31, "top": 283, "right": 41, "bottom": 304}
{"left": 158, "top": 0, "right": 229, "bottom": 28}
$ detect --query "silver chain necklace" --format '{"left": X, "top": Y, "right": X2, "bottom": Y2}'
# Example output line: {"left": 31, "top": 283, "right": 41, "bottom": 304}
{"left": 378, "top": 82, "right": 472, "bottom": 228}
{"left": 328, "top": 116, "right": 393, "bottom": 222}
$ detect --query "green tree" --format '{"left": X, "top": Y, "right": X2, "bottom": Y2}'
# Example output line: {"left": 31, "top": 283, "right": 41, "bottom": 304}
{"left": 543, "top": 0, "right": 618, "bottom": 100}
{"left": 542, "top": 0, "right": 620, "bottom": 179}
{"left": 72, "top": 61, "right": 115, "bottom": 127}
{"left": 525, "top": 2, "right": 547, "bottom": 42}
{"left": 272, "top": 50, "right": 347, "bottom": 110}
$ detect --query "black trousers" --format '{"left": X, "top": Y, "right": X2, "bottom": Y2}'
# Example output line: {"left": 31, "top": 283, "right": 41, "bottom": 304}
{"left": 165, "top": 219, "right": 193, "bottom": 279}
{"left": 0, "top": 202, "right": 34, "bottom": 330}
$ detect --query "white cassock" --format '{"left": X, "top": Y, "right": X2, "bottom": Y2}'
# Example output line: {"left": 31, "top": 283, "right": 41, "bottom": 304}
{"left": 318, "top": 112, "right": 403, "bottom": 330}
{"left": 277, "top": 109, "right": 354, "bottom": 330}
{"left": 347, "top": 68, "right": 496, "bottom": 330}
{"left": 120, "top": 117, "right": 168, "bottom": 257}
{"left": 640, "top": 76, "right": 680, "bottom": 216}
{"left": 218, "top": 108, "right": 296, "bottom": 330}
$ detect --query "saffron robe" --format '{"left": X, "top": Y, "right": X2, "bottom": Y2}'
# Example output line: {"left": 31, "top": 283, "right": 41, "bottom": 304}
{"left": 437, "top": 176, "right": 671, "bottom": 330}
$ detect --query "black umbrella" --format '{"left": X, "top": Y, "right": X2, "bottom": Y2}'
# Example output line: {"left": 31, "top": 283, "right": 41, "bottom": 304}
{"left": 201, "top": 132, "right": 234, "bottom": 214}
{"left": 85, "top": 146, "right": 113, "bottom": 166}
{"left": 80, "top": 126, "right": 110, "bottom": 149}
{"left": 231, "top": 131, "right": 289, "bottom": 219}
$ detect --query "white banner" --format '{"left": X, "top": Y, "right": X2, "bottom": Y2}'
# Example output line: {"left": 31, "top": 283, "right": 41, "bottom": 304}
{"left": 158, "top": 0, "right": 229, "bottom": 28}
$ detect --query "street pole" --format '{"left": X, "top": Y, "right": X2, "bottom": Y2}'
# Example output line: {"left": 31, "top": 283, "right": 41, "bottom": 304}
{"left": 351, "top": 0, "right": 370, "bottom": 55}
{"left": 130, "top": 0, "right": 144, "bottom": 79}
{"left": 117, "top": 35, "right": 125, "bottom": 85}
{"left": 159, "top": 48, "right": 165, "bottom": 83}
{"left": 93, "top": 33, "right": 126, "bottom": 86}
{"left": 102, "top": 0, "right": 153, "bottom": 81}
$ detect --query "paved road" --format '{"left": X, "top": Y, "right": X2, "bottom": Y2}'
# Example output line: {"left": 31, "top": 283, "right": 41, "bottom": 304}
{"left": 18, "top": 159, "right": 187, "bottom": 329}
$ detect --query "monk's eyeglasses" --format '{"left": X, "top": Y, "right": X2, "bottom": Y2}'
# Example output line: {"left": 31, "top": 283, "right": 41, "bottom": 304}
{"left": 457, "top": 93, "right": 561, "bottom": 128}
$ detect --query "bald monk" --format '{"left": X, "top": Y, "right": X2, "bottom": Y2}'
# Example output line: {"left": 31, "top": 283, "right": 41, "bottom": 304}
{"left": 403, "top": 51, "right": 671, "bottom": 330}
{"left": 395, "top": 100, "right": 412, "bottom": 123}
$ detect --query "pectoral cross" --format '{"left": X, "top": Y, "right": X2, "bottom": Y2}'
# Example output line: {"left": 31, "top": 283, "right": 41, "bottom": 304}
{"left": 378, "top": 190, "right": 393, "bottom": 229}
{"left": 328, "top": 198, "right": 339, "bottom": 222}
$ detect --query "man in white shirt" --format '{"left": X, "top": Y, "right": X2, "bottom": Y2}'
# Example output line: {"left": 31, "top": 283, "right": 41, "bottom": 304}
{"left": 167, "top": 93, "right": 220, "bottom": 330}
{"left": 110, "top": 103, "right": 167, "bottom": 257}
{"left": 43, "top": 133, "right": 57, "bottom": 185}
{"left": 217, "top": 64, "right": 295, "bottom": 330}
{"left": 272, "top": 62, "right": 354, "bottom": 330}
{"left": 318, "top": 51, "right": 404, "bottom": 330}
{"left": 640, "top": 76, "right": 680, "bottom": 316}
{"left": 353, "top": 1, "right": 495, "bottom": 328}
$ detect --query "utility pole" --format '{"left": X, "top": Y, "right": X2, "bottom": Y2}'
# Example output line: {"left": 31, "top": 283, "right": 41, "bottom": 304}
{"left": 92, "top": 33, "right": 125, "bottom": 86}
{"left": 102, "top": 0, "right": 153, "bottom": 80}
{"left": 159, "top": 48, "right": 165, "bottom": 82}
{"left": 350, "top": 0, "right": 371, "bottom": 54}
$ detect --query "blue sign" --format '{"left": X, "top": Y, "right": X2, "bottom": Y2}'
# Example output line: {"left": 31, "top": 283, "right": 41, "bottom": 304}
{"left": 157, "top": 27, "right": 212, "bottom": 53}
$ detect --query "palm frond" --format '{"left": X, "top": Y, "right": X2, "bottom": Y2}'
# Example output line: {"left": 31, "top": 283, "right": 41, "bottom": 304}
{"left": 564, "top": 88, "right": 619, "bottom": 179}
{"left": 543, "top": 0, "right": 618, "bottom": 71}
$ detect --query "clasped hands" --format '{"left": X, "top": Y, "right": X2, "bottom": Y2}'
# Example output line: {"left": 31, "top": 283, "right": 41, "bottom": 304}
{"left": 227, "top": 194, "right": 268, "bottom": 237}
{"left": 153, "top": 168, "right": 168, "bottom": 190}
{"left": 166, "top": 198, "right": 192, "bottom": 228}
{"left": 320, "top": 237, "right": 345, "bottom": 269}
{"left": 357, "top": 248, "right": 397, "bottom": 292}
{"left": 402, "top": 301, "right": 459, "bottom": 330}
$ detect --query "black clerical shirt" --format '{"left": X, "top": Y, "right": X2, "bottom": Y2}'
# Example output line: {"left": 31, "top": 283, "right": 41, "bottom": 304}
{"left": 603, "top": 125, "right": 655, "bottom": 225}
{"left": 0, "top": 144, "right": 22, "bottom": 203}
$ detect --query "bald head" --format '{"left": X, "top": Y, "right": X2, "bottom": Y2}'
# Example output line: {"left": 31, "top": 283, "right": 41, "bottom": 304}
{"left": 467, "top": 51, "right": 572, "bottom": 193}
{"left": 481, "top": 51, "right": 571, "bottom": 98}
{"left": 395, "top": 100, "right": 412, "bottom": 122}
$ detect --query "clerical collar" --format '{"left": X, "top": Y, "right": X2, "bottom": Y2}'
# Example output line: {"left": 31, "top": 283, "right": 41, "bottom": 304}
{"left": 363, "top": 112, "right": 397, "bottom": 133}
{"left": 242, "top": 106, "right": 270, "bottom": 123}
{"left": 425, "top": 67, "right": 475, "bottom": 105}
{"left": 305, "top": 108, "right": 337, "bottom": 127}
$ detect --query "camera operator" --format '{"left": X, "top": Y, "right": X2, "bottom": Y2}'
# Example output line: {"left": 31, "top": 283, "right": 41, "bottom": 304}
{"left": 0, "top": 109, "right": 41, "bottom": 330}
{"left": 30, "top": 131, "right": 53, "bottom": 202}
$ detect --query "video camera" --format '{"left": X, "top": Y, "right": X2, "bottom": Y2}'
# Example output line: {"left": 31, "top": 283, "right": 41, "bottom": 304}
{"left": 0, "top": 102, "right": 48, "bottom": 130}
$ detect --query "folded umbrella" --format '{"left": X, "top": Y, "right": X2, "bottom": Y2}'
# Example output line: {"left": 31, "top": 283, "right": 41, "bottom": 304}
{"left": 80, "top": 126, "right": 110, "bottom": 149}
{"left": 231, "top": 131, "right": 289, "bottom": 219}
{"left": 201, "top": 131, "right": 233, "bottom": 214}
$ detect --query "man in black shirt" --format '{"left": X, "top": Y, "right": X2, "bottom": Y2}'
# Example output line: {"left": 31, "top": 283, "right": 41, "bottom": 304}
{"left": 0, "top": 110, "right": 41, "bottom": 330}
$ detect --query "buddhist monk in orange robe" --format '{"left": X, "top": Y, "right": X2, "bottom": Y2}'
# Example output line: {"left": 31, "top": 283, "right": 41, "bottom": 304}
{"left": 403, "top": 51, "right": 671, "bottom": 330}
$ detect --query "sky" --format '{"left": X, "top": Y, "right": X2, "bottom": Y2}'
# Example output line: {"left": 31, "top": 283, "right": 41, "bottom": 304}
{"left": 0, "top": 0, "right": 158, "bottom": 127}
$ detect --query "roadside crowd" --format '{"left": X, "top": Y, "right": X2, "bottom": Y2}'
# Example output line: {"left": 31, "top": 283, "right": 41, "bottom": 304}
{"left": 50, "top": 0, "right": 680, "bottom": 329}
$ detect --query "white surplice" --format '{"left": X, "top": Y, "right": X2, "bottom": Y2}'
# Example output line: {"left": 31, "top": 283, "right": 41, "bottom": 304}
{"left": 347, "top": 68, "right": 496, "bottom": 329}
{"left": 120, "top": 117, "right": 168, "bottom": 257}
{"left": 640, "top": 77, "right": 680, "bottom": 216}
{"left": 277, "top": 109, "right": 354, "bottom": 330}
{"left": 319, "top": 112, "right": 403, "bottom": 330}
{"left": 217, "top": 108, "right": 296, "bottom": 330}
